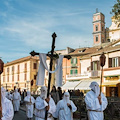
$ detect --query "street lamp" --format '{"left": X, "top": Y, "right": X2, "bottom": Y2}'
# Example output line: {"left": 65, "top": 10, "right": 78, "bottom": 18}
{"left": 100, "top": 52, "right": 106, "bottom": 67}
{"left": 99, "top": 52, "right": 106, "bottom": 94}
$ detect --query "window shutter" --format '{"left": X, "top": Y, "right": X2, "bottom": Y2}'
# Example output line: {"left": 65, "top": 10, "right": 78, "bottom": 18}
{"left": 97, "top": 61, "right": 100, "bottom": 70}
{"left": 91, "top": 62, "right": 93, "bottom": 70}
{"left": 109, "top": 58, "right": 112, "bottom": 68}
{"left": 87, "top": 67, "right": 89, "bottom": 71}
{"left": 118, "top": 57, "right": 120, "bottom": 66}
{"left": 76, "top": 58, "right": 77, "bottom": 64}
{"left": 75, "top": 70, "right": 78, "bottom": 74}
{"left": 70, "top": 70, "right": 73, "bottom": 74}
{"left": 71, "top": 58, "right": 73, "bottom": 64}
{"left": 34, "top": 63, "right": 37, "bottom": 69}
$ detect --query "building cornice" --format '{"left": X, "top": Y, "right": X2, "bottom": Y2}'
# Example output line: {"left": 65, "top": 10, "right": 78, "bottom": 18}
{"left": 104, "top": 67, "right": 120, "bottom": 71}
{"left": 4, "top": 56, "right": 39, "bottom": 67}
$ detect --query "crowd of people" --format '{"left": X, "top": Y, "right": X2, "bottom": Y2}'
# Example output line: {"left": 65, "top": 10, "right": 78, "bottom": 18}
{"left": 0, "top": 81, "right": 108, "bottom": 120}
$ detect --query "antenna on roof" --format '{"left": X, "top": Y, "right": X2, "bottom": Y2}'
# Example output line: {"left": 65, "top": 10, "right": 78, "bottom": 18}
{"left": 96, "top": 8, "right": 98, "bottom": 13}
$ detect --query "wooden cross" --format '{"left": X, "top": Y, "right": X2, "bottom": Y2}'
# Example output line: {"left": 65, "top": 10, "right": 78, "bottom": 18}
{"left": 30, "top": 32, "right": 71, "bottom": 119}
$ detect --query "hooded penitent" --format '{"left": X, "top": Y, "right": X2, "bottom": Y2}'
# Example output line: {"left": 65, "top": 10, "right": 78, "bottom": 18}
{"left": 63, "top": 92, "right": 71, "bottom": 114}
{"left": 27, "top": 91, "right": 31, "bottom": 98}
{"left": 1, "top": 87, "right": 6, "bottom": 103}
{"left": 89, "top": 81, "right": 100, "bottom": 97}
{"left": 40, "top": 86, "right": 47, "bottom": 100}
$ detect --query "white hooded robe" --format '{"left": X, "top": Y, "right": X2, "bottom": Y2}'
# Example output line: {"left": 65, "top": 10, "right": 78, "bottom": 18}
{"left": 1, "top": 87, "right": 14, "bottom": 120}
{"left": 24, "top": 91, "right": 35, "bottom": 118}
{"left": 53, "top": 92, "right": 77, "bottom": 120}
{"left": 13, "top": 89, "right": 21, "bottom": 111}
{"left": 85, "top": 82, "right": 108, "bottom": 120}
{"left": 34, "top": 86, "right": 56, "bottom": 120}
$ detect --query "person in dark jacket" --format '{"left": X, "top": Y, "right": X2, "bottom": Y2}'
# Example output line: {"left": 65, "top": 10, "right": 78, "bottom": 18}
{"left": 51, "top": 86, "right": 60, "bottom": 104}
{"left": 57, "top": 87, "right": 63, "bottom": 100}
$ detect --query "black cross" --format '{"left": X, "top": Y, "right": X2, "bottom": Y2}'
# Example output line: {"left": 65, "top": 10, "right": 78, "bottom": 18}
{"left": 30, "top": 32, "right": 71, "bottom": 119}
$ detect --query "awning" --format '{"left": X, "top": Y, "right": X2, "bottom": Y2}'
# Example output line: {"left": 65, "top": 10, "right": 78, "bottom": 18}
{"left": 104, "top": 75, "right": 120, "bottom": 77}
{"left": 102, "top": 81, "right": 120, "bottom": 87}
{"left": 62, "top": 81, "right": 80, "bottom": 90}
{"left": 75, "top": 80, "right": 100, "bottom": 90}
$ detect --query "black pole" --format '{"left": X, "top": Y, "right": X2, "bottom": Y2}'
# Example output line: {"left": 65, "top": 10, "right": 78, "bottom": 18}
{"left": 45, "top": 32, "right": 57, "bottom": 120}
{"left": 100, "top": 67, "right": 103, "bottom": 95}
{"left": 47, "top": 32, "right": 57, "bottom": 97}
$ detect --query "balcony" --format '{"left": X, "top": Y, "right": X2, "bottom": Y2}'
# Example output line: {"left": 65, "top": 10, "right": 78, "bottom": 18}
{"left": 91, "top": 70, "right": 100, "bottom": 77}
{"left": 71, "top": 64, "right": 78, "bottom": 68}
{"left": 66, "top": 72, "right": 91, "bottom": 80}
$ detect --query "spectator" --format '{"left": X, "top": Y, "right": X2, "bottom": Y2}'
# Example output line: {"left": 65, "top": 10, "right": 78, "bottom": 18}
{"left": 76, "top": 89, "right": 80, "bottom": 96}
{"left": 80, "top": 91, "right": 84, "bottom": 97}
{"left": 51, "top": 86, "right": 60, "bottom": 104}
{"left": 71, "top": 90, "right": 75, "bottom": 96}
{"left": 57, "top": 87, "right": 63, "bottom": 100}
{"left": 18, "top": 88, "right": 21, "bottom": 95}
{"left": 22, "top": 89, "right": 27, "bottom": 100}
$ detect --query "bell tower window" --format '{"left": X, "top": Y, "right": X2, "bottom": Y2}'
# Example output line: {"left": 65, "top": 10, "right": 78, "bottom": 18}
{"left": 96, "top": 36, "right": 98, "bottom": 42}
{"left": 95, "top": 25, "right": 98, "bottom": 31}
{"left": 102, "top": 26, "right": 104, "bottom": 31}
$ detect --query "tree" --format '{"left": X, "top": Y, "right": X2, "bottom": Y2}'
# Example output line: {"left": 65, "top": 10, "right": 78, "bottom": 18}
{"left": 111, "top": 0, "right": 120, "bottom": 20}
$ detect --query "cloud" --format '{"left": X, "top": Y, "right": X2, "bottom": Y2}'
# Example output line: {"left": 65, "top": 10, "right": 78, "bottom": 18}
{"left": 0, "top": 0, "right": 115, "bottom": 62}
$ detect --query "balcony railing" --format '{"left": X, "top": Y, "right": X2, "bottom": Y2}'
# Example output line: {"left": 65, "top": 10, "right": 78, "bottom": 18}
{"left": 91, "top": 70, "right": 100, "bottom": 77}
{"left": 66, "top": 72, "right": 90, "bottom": 80}
{"left": 71, "top": 64, "right": 78, "bottom": 68}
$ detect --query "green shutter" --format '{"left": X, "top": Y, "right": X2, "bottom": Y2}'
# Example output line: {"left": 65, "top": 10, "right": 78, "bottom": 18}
{"left": 70, "top": 70, "right": 73, "bottom": 74}
{"left": 75, "top": 70, "right": 78, "bottom": 74}
{"left": 71, "top": 58, "right": 73, "bottom": 64}
{"left": 76, "top": 58, "right": 77, "bottom": 64}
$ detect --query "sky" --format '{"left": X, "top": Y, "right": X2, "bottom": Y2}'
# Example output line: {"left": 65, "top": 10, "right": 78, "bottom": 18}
{"left": 0, "top": 0, "right": 116, "bottom": 63}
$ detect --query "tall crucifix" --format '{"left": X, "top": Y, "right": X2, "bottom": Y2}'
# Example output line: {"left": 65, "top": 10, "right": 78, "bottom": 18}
{"left": 30, "top": 32, "right": 71, "bottom": 119}
{"left": 0, "top": 59, "right": 4, "bottom": 118}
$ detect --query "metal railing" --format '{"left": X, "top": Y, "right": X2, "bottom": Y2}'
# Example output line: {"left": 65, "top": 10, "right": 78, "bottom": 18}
{"left": 71, "top": 97, "right": 120, "bottom": 120}
{"left": 91, "top": 70, "right": 100, "bottom": 77}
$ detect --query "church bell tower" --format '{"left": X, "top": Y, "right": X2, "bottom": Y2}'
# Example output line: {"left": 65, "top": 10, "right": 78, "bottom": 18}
{"left": 93, "top": 9, "right": 106, "bottom": 46}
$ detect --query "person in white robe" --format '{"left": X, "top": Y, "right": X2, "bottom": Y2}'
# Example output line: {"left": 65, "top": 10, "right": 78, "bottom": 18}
{"left": 6, "top": 92, "right": 13, "bottom": 101}
{"left": 0, "top": 87, "right": 14, "bottom": 120}
{"left": 34, "top": 86, "right": 56, "bottom": 120}
{"left": 85, "top": 81, "right": 108, "bottom": 120}
{"left": 53, "top": 92, "right": 77, "bottom": 120}
{"left": 24, "top": 91, "right": 35, "bottom": 119}
{"left": 13, "top": 89, "right": 21, "bottom": 112}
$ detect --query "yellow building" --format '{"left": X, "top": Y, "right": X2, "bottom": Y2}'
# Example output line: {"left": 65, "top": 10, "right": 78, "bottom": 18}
{"left": 1, "top": 56, "right": 39, "bottom": 92}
